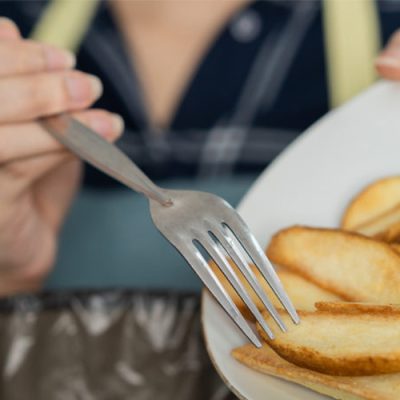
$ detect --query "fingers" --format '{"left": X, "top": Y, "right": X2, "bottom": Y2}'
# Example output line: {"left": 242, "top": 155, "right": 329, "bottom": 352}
{"left": 0, "top": 109, "right": 124, "bottom": 165}
{"left": 376, "top": 30, "right": 400, "bottom": 80}
{"left": 72, "top": 109, "right": 124, "bottom": 141}
{"left": 0, "top": 110, "right": 124, "bottom": 200}
{"left": 0, "top": 40, "right": 75, "bottom": 77}
{"left": 0, "top": 18, "right": 100, "bottom": 124}
{"left": 34, "top": 157, "right": 83, "bottom": 232}
{"left": 0, "top": 18, "right": 75, "bottom": 77}
{"left": 0, "top": 17, "right": 21, "bottom": 40}
{"left": 0, "top": 221, "right": 55, "bottom": 296}
{"left": 0, "top": 276, "right": 41, "bottom": 296}
{"left": 0, "top": 70, "right": 103, "bottom": 122}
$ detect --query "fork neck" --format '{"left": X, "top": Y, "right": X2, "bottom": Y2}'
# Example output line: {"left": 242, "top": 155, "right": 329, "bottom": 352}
{"left": 128, "top": 177, "right": 172, "bottom": 206}
{"left": 147, "top": 189, "right": 173, "bottom": 206}
{"left": 128, "top": 173, "right": 173, "bottom": 206}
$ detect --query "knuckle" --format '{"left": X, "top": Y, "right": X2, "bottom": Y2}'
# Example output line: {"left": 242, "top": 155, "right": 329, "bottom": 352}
{"left": 14, "top": 47, "right": 31, "bottom": 75}
{"left": 4, "top": 159, "right": 28, "bottom": 180}
{"left": 0, "top": 41, "right": 24, "bottom": 75}
{"left": 26, "top": 75, "right": 68, "bottom": 115}
{"left": 21, "top": 40, "right": 47, "bottom": 71}
{"left": 0, "top": 40, "right": 47, "bottom": 76}
{"left": 23, "top": 88, "right": 46, "bottom": 116}
{"left": 30, "top": 91, "right": 54, "bottom": 115}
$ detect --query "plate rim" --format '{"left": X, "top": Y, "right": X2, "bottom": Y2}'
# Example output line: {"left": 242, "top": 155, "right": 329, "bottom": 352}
{"left": 201, "top": 292, "right": 249, "bottom": 400}
{"left": 200, "top": 81, "right": 400, "bottom": 399}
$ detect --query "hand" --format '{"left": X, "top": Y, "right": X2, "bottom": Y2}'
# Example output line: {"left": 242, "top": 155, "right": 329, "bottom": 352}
{"left": 376, "top": 29, "right": 400, "bottom": 80}
{"left": 0, "top": 18, "right": 124, "bottom": 296}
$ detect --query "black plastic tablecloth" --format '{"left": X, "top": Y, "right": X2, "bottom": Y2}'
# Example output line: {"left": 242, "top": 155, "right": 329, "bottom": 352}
{"left": 0, "top": 291, "right": 233, "bottom": 400}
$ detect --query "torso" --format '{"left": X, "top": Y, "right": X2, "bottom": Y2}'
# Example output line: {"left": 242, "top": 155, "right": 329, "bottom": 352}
{"left": 6, "top": 0, "right": 399, "bottom": 183}
{"left": 110, "top": 0, "right": 249, "bottom": 129}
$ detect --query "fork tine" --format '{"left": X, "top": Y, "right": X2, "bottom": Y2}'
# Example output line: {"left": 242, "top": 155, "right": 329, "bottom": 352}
{"left": 222, "top": 214, "right": 300, "bottom": 325}
{"left": 179, "top": 241, "right": 263, "bottom": 347}
{"left": 197, "top": 233, "right": 275, "bottom": 339}
{"left": 206, "top": 223, "right": 286, "bottom": 332}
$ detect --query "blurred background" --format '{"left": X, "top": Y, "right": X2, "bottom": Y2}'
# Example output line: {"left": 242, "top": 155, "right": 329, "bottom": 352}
{"left": 0, "top": 0, "right": 399, "bottom": 398}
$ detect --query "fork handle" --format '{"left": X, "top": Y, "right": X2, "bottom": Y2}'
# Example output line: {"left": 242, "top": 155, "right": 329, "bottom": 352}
{"left": 41, "top": 114, "right": 172, "bottom": 206}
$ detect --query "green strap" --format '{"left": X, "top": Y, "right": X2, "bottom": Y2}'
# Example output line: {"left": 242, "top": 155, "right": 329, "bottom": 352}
{"left": 322, "top": 0, "right": 381, "bottom": 108}
{"left": 30, "top": 0, "right": 381, "bottom": 108}
{"left": 30, "top": 0, "right": 99, "bottom": 52}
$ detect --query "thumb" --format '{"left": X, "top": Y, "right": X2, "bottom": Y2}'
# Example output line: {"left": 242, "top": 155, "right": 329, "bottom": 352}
{"left": 376, "top": 30, "right": 400, "bottom": 80}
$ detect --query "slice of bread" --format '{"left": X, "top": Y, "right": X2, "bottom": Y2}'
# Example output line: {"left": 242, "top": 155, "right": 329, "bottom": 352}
{"left": 257, "top": 308, "right": 400, "bottom": 376}
{"left": 391, "top": 243, "right": 400, "bottom": 254}
{"left": 350, "top": 205, "right": 400, "bottom": 241}
{"left": 232, "top": 344, "right": 400, "bottom": 400}
{"left": 315, "top": 302, "right": 400, "bottom": 315}
{"left": 266, "top": 226, "right": 400, "bottom": 303}
{"left": 209, "top": 259, "right": 341, "bottom": 320}
{"left": 381, "top": 222, "right": 400, "bottom": 242}
{"left": 341, "top": 176, "right": 400, "bottom": 230}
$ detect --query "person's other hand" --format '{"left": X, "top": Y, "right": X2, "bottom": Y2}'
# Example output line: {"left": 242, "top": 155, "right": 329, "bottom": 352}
{"left": 0, "top": 18, "right": 124, "bottom": 296}
{"left": 376, "top": 29, "right": 400, "bottom": 80}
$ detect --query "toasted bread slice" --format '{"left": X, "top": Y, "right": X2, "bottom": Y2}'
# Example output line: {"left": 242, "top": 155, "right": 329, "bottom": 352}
{"left": 257, "top": 308, "right": 400, "bottom": 376}
{"left": 209, "top": 259, "right": 341, "bottom": 319}
{"left": 341, "top": 176, "right": 400, "bottom": 230}
{"left": 271, "top": 270, "right": 342, "bottom": 311}
{"left": 266, "top": 226, "right": 400, "bottom": 303}
{"left": 232, "top": 344, "right": 400, "bottom": 400}
{"left": 315, "top": 302, "right": 400, "bottom": 315}
{"left": 377, "top": 221, "right": 400, "bottom": 243}
{"left": 350, "top": 205, "right": 400, "bottom": 241}
{"left": 391, "top": 243, "right": 400, "bottom": 254}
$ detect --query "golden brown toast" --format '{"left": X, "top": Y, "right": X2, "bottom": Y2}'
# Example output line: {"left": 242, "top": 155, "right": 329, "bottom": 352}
{"left": 315, "top": 302, "right": 400, "bottom": 315}
{"left": 341, "top": 176, "right": 400, "bottom": 230}
{"left": 350, "top": 205, "right": 400, "bottom": 242}
{"left": 266, "top": 226, "right": 400, "bottom": 303}
{"left": 209, "top": 259, "right": 341, "bottom": 320}
{"left": 258, "top": 307, "right": 400, "bottom": 376}
{"left": 232, "top": 344, "right": 400, "bottom": 400}
{"left": 391, "top": 243, "right": 400, "bottom": 254}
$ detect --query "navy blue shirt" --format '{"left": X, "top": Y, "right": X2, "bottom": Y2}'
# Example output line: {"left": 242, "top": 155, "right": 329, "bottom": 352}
{"left": 1, "top": 0, "right": 399, "bottom": 185}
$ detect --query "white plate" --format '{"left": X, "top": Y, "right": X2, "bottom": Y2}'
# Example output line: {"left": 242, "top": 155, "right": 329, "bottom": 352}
{"left": 202, "top": 81, "right": 400, "bottom": 400}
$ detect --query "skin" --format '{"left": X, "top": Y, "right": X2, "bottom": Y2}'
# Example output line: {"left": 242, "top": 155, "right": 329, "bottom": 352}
{"left": 0, "top": 7, "right": 399, "bottom": 296}
{"left": 111, "top": 0, "right": 249, "bottom": 128}
{"left": 0, "top": 18, "right": 124, "bottom": 295}
{"left": 376, "top": 29, "right": 400, "bottom": 80}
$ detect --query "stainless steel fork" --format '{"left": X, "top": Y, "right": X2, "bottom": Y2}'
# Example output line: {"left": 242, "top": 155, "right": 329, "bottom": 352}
{"left": 41, "top": 114, "right": 300, "bottom": 347}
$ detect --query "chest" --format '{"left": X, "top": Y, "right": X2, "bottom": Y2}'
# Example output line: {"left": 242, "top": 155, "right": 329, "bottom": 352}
{"left": 110, "top": 0, "right": 249, "bottom": 128}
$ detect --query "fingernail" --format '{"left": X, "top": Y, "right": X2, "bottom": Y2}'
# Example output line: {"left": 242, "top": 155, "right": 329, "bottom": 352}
{"left": 88, "top": 75, "right": 103, "bottom": 99}
{"left": 44, "top": 45, "right": 76, "bottom": 70}
{"left": 89, "top": 113, "right": 124, "bottom": 139}
{"left": 65, "top": 73, "right": 103, "bottom": 104}
{"left": 111, "top": 113, "right": 124, "bottom": 135}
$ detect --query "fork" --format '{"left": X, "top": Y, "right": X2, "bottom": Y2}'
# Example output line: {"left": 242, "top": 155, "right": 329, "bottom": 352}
{"left": 41, "top": 114, "right": 300, "bottom": 347}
